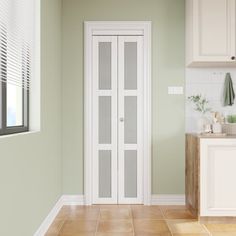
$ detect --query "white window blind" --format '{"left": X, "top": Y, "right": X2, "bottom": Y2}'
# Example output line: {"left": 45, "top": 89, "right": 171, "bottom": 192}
{"left": 0, "top": 0, "right": 35, "bottom": 90}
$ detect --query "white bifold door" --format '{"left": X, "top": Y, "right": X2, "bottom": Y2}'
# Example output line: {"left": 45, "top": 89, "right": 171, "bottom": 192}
{"left": 92, "top": 35, "right": 144, "bottom": 204}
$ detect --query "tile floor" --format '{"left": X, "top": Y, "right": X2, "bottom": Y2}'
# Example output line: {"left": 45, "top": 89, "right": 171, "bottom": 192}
{"left": 46, "top": 205, "right": 236, "bottom": 236}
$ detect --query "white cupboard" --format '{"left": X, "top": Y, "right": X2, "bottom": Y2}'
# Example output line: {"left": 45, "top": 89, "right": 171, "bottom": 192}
{"left": 186, "top": 0, "right": 236, "bottom": 66}
{"left": 200, "top": 138, "right": 236, "bottom": 216}
{"left": 186, "top": 134, "right": 236, "bottom": 219}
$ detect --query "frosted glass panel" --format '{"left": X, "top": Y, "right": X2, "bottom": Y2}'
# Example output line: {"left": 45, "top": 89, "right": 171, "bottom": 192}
{"left": 124, "top": 96, "right": 137, "bottom": 144}
{"left": 124, "top": 42, "right": 137, "bottom": 90}
{"left": 99, "top": 150, "right": 112, "bottom": 198}
{"left": 124, "top": 150, "right": 137, "bottom": 198}
{"left": 99, "top": 96, "right": 111, "bottom": 144}
{"left": 99, "top": 42, "right": 111, "bottom": 90}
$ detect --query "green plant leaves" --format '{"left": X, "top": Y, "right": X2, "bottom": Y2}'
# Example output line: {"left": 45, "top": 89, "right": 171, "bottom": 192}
{"left": 188, "top": 94, "right": 211, "bottom": 114}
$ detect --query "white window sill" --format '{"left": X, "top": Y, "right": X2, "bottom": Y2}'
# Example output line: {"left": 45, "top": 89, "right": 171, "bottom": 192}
{"left": 0, "top": 130, "right": 40, "bottom": 139}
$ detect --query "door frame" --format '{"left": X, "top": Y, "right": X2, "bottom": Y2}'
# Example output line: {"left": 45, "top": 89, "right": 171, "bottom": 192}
{"left": 84, "top": 21, "right": 152, "bottom": 205}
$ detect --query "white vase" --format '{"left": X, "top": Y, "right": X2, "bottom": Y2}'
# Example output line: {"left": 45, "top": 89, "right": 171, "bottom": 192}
{"left": 212, "top": 123, "right": 222, "bottom": 134}
{"left": 197, "top": 115, "right": 210, "bottom": 134}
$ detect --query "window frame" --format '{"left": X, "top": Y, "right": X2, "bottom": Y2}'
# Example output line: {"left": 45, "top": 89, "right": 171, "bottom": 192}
{"left": 0, "top": 0, "right": 31, "bottom": 136}
{"left": 0, "top": 82, "right": 29, "bottom": 136}
{"left": 0, "top": 37, "right": 29, "bottom": 136}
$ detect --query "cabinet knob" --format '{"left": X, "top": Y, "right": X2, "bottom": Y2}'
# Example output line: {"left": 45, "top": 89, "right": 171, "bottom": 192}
{"left": 231, "top": 56, "right": 235, "bottom": 60}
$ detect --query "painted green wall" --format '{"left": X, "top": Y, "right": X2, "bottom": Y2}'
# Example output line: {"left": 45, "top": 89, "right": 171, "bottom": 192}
{"left": 0, "top": 0, "right": 62, "bottom": 235}
{"left": 62, "top": 0, "right": 185, "bottom": 194}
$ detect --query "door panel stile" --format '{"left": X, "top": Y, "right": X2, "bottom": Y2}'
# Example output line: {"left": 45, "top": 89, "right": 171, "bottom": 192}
{"left": 137, "top": 36, "right": 144, "bottom": 204}
{"left": 118, "top": 36, "right": 125, "bottom": 204}
{"left": 118, "top": 36, "right": 144, "bottom": 204}
{"left": 92, "top": 36, "right": 118, "bottom": 204}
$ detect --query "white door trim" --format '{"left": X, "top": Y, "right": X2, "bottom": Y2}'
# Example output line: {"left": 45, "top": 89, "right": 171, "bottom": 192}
{"left": 84, "top": 21, "right": 152, "bottom": 205}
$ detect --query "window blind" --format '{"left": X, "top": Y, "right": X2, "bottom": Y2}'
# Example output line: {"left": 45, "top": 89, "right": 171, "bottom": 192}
{"left": 0, "top": 0, "right": 35, "bottom": 90}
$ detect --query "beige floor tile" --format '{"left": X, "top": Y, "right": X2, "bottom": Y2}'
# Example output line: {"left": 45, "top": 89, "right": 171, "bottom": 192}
{"left": 96, "top": 233, "right": 134, "bottom": 236}
{"left": 172, "top": 234, "right": 209, "bottom": 236}
{"left": 131, "top": 206, "right": 163, "bottom": 219}
{"left": 205, "top": 224, "right": 236, "bottom": 233}
{"left": 134, "top": 219, "right": 170, "bottom": 234}
{"left": 97, "top": 220, "right": 133, "bottom": 233}
{"left": 45, "top": 205, "right": 236, "bottom": 236}
{"left": 211, "top": 232, "right": 236, "bottom": 236}
{"left": 135, "top": 232, "right": 172, "bottom": 236}
{"left": 160, "top": 205, "right": 195, "bottom": 220}
{"left": 55, "top": 207, "right": 70, "bottom": 220}
{"left": 167, "top": 220, "right": 208, "bottom": 234}
{"left": 100, "top": 208, "right": 131, "bottom": 220}
{"left": 59, "top": 220, "right": 97, "bottom": 234}
{"left": 211, "top": 233, "right": 236, "bottom": 236}
{"left": 65, "top": 205, "right": 100, "bottom": 212}
{"left": 59, "top": 205, "right": 100, "bottom": 221}
{"left": 46, "top": 219, "right": 65, "bottom": 235}
{"left": 160, "top": 206, "right": 187, "bottom": 210}
{"left": 76, "top": 205, "right": 100, "bottom": 210}
{"left": 99, "top": 205, "right": 131, "bottom": 210}
{"left": 59, "top": 233, "right": 94, "bottom": 236}
{"left": 66, "top": 209, "right": 99, "bottom": 220}
{"left": 163, "top": 209, "right": 195, "bottom": 220}
{"left": 66, "top": 205, "right": 100, "bottom": 212}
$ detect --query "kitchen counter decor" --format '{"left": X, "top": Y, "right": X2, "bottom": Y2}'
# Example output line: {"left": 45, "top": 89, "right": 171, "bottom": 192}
{"left": 188, "top": 95, "right": 211, "bottom": 133}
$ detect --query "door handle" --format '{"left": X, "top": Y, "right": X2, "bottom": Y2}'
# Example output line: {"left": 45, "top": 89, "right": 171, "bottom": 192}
{"left": 119, "top": 117, "right": 124, "bottom": 122}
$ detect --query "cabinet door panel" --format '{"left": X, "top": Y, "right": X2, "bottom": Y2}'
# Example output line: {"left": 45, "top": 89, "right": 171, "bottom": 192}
{"left": 190, "top": 0, "right": 236, "bottom": 64}
{"left": 201, "top": 139, "right": 236, "bottom": 216}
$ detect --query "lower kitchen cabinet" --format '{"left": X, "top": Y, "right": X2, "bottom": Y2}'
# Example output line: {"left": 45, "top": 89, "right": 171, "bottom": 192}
{"left": 186, "top": 134, "right": 236, "bottom": 219}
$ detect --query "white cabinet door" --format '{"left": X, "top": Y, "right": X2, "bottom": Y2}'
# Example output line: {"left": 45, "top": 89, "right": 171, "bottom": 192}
{"left": 200, "top": 139, "right": 236, "bottom": 216}
{"left": 186, "top": 0, "right": 236, "bottom": 66}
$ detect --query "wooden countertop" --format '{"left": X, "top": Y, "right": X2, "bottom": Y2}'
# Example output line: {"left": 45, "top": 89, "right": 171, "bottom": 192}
{"left": 187, "top": 133, "right": 236, "bottom": 139}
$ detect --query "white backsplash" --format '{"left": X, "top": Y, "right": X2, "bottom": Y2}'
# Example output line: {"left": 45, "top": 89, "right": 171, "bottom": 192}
{"left": 186, "top": 68, "right": 236, "bottom": 132}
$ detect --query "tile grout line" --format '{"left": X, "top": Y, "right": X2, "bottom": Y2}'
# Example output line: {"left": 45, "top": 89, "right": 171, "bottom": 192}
{"left": 94, "top": 206, "right": 101, "bottom": 236}
{"left": 202, "top": 223, "right": 212, "bottom": 236}
{"left": 129, "top": 205, "right": 135, "bottom": 236}
{"left": 159, "top": 206, "right": 174, "bottom": 236}
{"left": 158, "top": 206, "right": 166, "bottom": 220}
{"left": 54, "top": 208, "right": 68, "bottom": 235}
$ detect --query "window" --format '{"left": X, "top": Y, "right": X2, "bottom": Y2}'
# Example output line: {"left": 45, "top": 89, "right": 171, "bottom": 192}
{"left": 0, "top": 0, "right": 35, "bottom": 135}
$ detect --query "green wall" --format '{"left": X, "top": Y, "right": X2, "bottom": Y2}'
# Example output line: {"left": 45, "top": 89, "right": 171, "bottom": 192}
{"left": 62, "top": 0, "right": 185, "bottom": 194}
{"left": 0, "top": 0, "right": 62, "bottom": 235}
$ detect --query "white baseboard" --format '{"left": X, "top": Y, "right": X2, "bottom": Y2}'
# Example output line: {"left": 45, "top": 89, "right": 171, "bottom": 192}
{"left": 34, "top": 194, "right": 185, "bottom": 235}
{"left": 34, "top": 196, "right": 64, "bottom": 236}
{"left": 151, "top": 194, "right": 185, "bottom": 205}
{"left": 34, "top": 195, "right": 84, "bottom": 236}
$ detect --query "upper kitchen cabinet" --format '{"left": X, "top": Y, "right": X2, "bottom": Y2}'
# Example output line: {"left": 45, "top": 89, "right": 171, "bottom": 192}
{"left": 186, "top": 0, "right": 236, "bottom": 67}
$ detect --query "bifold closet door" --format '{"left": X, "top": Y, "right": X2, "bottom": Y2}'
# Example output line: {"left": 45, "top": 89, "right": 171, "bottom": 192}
{"left": 118, "top": 36, "right": 144, "bottom": 204}
{"left": 92, "top": 35, "right": 144, "bottom": 204}
{"left": 92, "top": 36, "right": 118, "bottom": 204}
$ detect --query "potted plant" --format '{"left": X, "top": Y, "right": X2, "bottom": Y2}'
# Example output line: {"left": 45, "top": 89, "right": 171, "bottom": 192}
{"left": 188, "top": 95, "right": 212, "bottom": 133}
{"left": 222, "top": 115, "right": 236, "bottom": 135}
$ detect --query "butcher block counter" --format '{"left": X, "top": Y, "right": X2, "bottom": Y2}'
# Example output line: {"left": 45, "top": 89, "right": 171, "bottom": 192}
{"left": 186, "top": 133, "right": 236, "bottom": 221}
